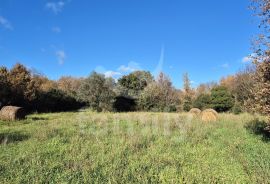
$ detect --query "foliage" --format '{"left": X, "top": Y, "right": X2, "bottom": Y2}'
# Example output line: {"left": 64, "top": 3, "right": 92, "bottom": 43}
{"left": 183, "top": 95, "right": 192, "bottom": 112}
{"left": 193, "top": 94, "right": 212, "bottom": 110}
{"left": 118, "top": 71, "right": 153, "bottom": 97}
{"left": 232, "top": 102, "right": 242, "bottom": 115}
{"left": 245, "top": 118, "right": 270, "bottom": 140}
{"left": 254, "top": 61, "right": 270, "bottom": 117}
{"left": 182, "top": 73, "right": 194, "bottom": 112}
{"left": 211, "top": 86, "right": 234, "bottom": 112}
{"left": 232, "top": 65, "right": 256, "bottom": 112}
{"left": 139, "top": 73, "right": 179, "bottom": 112}
{"left": 0, "top": 67, "right": 11, "bottom": 107}
{"left": 79, "top": 72, "right": 115, "bottom": 112}
{"left": 57, "top": 76, "right": 82, "bottom": 98}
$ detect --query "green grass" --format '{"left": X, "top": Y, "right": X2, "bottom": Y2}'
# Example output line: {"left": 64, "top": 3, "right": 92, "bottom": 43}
{"left": 0, "top": 111, "right": 269, "bottom": 183}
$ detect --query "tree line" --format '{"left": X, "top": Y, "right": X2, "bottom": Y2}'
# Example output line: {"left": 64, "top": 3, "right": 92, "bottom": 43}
{"left": 0, "top": 62, "right": 259, "bottom": 114}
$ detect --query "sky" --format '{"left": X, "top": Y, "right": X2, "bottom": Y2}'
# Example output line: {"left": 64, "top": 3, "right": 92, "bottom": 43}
{"left": 0, "top": 0, "right": 259, "bottom": 88}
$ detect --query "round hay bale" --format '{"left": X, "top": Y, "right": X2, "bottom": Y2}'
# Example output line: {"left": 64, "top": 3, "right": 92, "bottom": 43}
{"left": 189, "top": 108, "right": 201, "bottom": 116}
{"left": 0, "top": 106, "right": 26, "bottom": 121}
{"left": 203, "top": 109, "right": 218, "bottom": 116}
{"left": 201, "top": 109, "right": 218, "bottom": 122}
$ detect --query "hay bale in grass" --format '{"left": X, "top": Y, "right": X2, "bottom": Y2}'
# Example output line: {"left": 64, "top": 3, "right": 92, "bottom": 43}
{"left": 0, "top": 106, "right": 26, "bottom": 121}
{"left": 201, "top": 109, "right": 218, "bottom": 122}
{"left": 203, "top": 109, "right": 218, "bottom": 116}
{"left": 189, "top": 108, "right": 201, "bottom": 116}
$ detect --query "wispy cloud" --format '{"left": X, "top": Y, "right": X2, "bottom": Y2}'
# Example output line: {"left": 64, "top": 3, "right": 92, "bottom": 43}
{"left": 241, "top": 54, "right": 256, "bottom": 63}
{"left": 46, "top": 1, "right": 66, "bottom": 14}
{"left": 56, "top": 50, "right": 66, "bottom": 65}
{"left": 221, "top": 63, "right": 229, "bottom": 69}
{"left": 104, "top": 71, "right": 122, "bottom": 78}
{"left": 0, "top": 16, "right": 13, "bottom": 30}
{"left": 118, "top": 61, "right": 141, "bottom": 73}
{"left": 52, "top": 26, "right": 61, "bottom": 33}
{"left": 153, "top": 46, "right": 165, "bottom": 78}
{"left": 95, "top": 66, "right": 122, "bottom": 79}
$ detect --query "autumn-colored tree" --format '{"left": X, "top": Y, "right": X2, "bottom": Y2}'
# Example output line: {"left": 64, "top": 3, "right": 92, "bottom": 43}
{"left": 233, "top": 65, "right": 256, "bottom": 112}
{"left": 57, "top": 76, "right": 82, "bottom": 98}
{"left": 220, "top": 75, "right": 236, "bottom": 93}
{"left": 252, "top": 0, "right": 270, "bottom": 125}
{"left": 8, "top": 63, "right": 38, "bottom": 107}
{"left": 32, "top": 75, "right": 57, "bottom": 92}
{"left": 195, "top": 82, "right": 217, "bottom": 97}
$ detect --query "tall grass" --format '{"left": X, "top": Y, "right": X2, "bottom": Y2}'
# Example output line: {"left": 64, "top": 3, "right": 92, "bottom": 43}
{"left": 0, "top": 111, "right": 269, "bottom": 183}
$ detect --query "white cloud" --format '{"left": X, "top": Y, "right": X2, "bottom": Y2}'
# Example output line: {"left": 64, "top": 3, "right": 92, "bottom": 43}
{"left": 118, "top": 61, "right": 141, "bottom": 72}
{"left": 56, "top": 50, "right": 66, "bottom": 65}
{"left": 241, "top": 53, "right": 257, "bottom": 63}
{"left": 0, "top": 16, "right": 13, "bottom": 30}
{"left": 221, "top": 63, "right": 229, "bottom": 68}
{"left": 46, "top": 1, "right": 66, "bottom": 14}
{"left": 52, "top": 26, "right": 61, "bottom": 33}
{"left": 104, "top": 71, "right": 122, "bottom": 78}
{"left": 242, "top": 56, "right": 251, "bottom": 63}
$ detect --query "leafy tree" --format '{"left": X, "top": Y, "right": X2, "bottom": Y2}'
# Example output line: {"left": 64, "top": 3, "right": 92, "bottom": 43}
{"left": 139, "top": 72, "right": 179, "bottom": 112}
{"left": 211, "top": 86, "right": 234, "bottom": 112}
{"left": 8, "top": 63, "right": 39, "bottom": 107}
{"left": 232, "top": 65, "right": 256, "bottom": 112}
{"left": 254, "top": 60, "right": 270, "bottom": 116}
{"left": 57, "top": 76, "right": 82, "bottom": 98}
{"left": 252, "top": 0, "right": 270, "bottom": 126}
{"left": 193, "top": 94, "right": 212, "bottom": 110}
{"left": 118, "top": 71, "right": 153, "bottom": 97}
{"left": 79, "top": 72, "right": 115, "bottom": 112}
{"left": 182, "top": 73, "right": 194, "bottom": 111}
{"left": 0, "top": 67, "right": 11, "bottom": 107}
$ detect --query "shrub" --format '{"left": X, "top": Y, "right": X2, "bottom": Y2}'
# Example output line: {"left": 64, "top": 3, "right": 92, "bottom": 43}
{"left": 245, "top": 119, "right": 270, "bottom": 140}
{"left": 232, "top": 102, "right": 242, "bottom": 115}
{"left": 211, "top": 86, "right": 234, "bottom": 112}
{"left": 193, "top": 94, "right": 212, "bottom": 110}
{"left": 78, "top": 72, "right": 115, "bottom": 112}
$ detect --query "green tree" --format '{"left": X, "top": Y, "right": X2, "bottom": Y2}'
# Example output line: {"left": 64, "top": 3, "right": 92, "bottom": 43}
{"left": 182, "top": 73, "right": 194, "bottom": 111}
{"left": 211, "top": 86, "right": 234, "bottom": 112}
{"left": 193, "top": 94, "right": 212, "bottom": 110}
{"left": 79, "top": 72, "right": 115, "bottom": 112}
{"left": 0, "top": 67, "right": 11, "bottom": 107}
{"left": 118, "top": 71, "right": 153, "bottom": 97}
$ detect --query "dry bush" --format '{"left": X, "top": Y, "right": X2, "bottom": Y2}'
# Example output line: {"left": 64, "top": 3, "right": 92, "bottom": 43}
{"left": 0, "top": 106, "right": 26, "bottom": 121}
{"left": 201, "top": 109, "right": 218, "bottom": 122}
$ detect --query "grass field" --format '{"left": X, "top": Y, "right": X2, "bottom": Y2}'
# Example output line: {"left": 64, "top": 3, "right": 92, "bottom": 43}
{"left": 0, "top": 110, "right": 269, "bottom": 183}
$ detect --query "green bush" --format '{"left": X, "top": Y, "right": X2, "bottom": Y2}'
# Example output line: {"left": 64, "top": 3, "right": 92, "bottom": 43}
{"left": 232, "top": 102, "right": 242, "bottom": 115}
{"left": 211, "top": 86, "right": 234, "bottom": 112}
{"left": 245, "top": 119, "right": 270, "bottom": 140}
{"left": 193, "top": 94, "right": 212, "bottom": 110}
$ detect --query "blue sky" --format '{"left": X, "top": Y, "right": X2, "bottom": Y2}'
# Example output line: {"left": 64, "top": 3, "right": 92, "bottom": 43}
{"left": 0, "top": 0, "right": 258, "bottom": 88}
